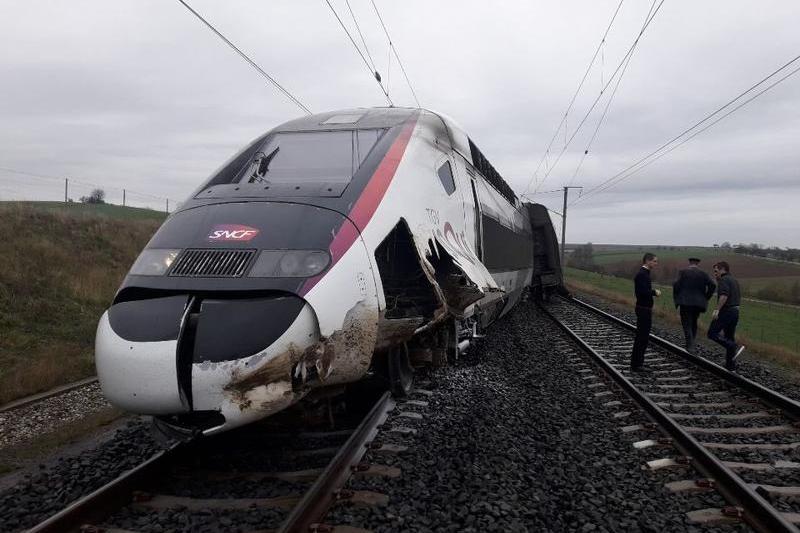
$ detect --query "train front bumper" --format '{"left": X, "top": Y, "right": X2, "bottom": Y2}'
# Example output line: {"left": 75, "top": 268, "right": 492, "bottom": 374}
{"left": 95, "top": 297, "right": 322, "bottom": 435}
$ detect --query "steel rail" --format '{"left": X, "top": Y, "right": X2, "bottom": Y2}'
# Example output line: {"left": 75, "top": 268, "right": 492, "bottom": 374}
{"left": 27, "top": 442, "right": 184, "bottom": 533}
{"left": 278, "top": 391, "right": 396, "bottom": 533}
{"left": 0, "top": 376, "right": 99, "bottom": 413}
{"left": 542, "top": 303, "right": 799, "bottom": 533}
{"left": 570, "top": 296, "right": 800, "bottom": 419}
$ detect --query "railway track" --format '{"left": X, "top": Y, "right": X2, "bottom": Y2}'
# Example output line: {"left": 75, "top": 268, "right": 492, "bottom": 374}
{"left": 544, "top": 296, "right": 800, "bottom": 533}
{"left": 0, "top": 377, "right": 99, "bottom": 414}
{"left": 26, "top": 390, "right": 402, "bottom": 533}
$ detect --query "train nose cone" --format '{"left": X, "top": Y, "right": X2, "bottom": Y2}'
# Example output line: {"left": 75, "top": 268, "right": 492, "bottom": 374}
{"left": 95, "top": 292, "right": 323, "bottom": 433}
{"left": 95, "top": 295, "right": 190, "bottom": 414}
{"left": 188, "top": 297, "right": 320, "bottom": 433}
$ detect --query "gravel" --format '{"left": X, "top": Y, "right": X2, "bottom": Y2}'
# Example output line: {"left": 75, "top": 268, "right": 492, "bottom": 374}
{"left": 0, "top": 420, "right": 163, "bottom": 532}
{"left": 0, "top": 382, "right": 110, "bottom": 449}
{"left": 3, "top": 290, "right": 791, "bottom": 532}
{"left": 327, "top": 300, "right": 742, "bottom": 532}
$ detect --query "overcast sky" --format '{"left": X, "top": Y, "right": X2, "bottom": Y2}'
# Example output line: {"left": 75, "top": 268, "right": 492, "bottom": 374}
{"left": 1, "top": 1, "right": 798, "bottom": 247}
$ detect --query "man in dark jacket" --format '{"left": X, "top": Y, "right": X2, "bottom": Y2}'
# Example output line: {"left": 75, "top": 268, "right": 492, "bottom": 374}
{"left": 630, "top": 253, "right": 661, "bottom": 371}
{"left": 707, "top": 261, "right": 745, "bottom": 371}
{"left": 673, "top": 257, "right": 716, "bottom": 352}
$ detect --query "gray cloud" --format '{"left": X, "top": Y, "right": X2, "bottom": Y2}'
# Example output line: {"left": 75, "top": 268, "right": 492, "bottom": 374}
{"left": 0, "top": 0, "right": 798, "bottom": 245}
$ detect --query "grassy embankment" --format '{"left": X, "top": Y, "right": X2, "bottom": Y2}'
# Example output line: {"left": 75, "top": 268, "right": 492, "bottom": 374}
{"left": 565, "top": 267, "right": 800, "bottom": 370}
{"left": 0, "top": 202, "right": 163, "bottom": 404}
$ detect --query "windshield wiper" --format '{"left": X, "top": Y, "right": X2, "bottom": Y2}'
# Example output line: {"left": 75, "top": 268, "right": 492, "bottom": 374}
{"left": 247, "top": 146, "right": 280, "bottom": 183}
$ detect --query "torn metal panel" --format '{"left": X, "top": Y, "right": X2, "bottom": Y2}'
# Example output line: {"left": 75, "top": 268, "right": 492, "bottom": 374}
{"left": 375, "top": 316, "right": 424, "bottom": 351}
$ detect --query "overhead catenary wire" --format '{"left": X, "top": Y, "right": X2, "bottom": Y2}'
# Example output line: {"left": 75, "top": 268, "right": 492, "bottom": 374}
{"left": 370, "top": 0, "right": 421, "bottom": 108}
{"left": 573, "top": 53, "right": 800, "bottom": 204}
{"left": 529, "top": 0, "right": 665, "bottom": 196}
{"left": 566, "top": 1, "right": 653, "bottom": 186}
{"left": 175, "top": 0, "right": 312, "bottom": 115}
{"left": 324, "top": 0, "right": 393, "bottom": 105}
{"left": 345, "top": 0, "right": 378, "bottom": 73}
{"left": 525, "top": 0, "right": 625, "bottom": 195}
{"left": 0, "top": 166, "right": 175, "bottom": 203}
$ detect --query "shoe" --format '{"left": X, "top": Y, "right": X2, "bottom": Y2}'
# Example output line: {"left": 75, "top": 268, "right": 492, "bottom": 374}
{"left": 630, "top": 366, "right": 652, "bottom": 373}
{"left": 733, "top": 345, "right": 746, "bottom": 362}
{"left": 726, "top": 364, "right": 737, "bottom": 372}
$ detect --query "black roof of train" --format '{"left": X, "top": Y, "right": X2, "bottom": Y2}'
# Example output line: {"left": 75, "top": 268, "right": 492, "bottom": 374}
{"left": 276, "top": 107, "right": 417, "bottom": 131}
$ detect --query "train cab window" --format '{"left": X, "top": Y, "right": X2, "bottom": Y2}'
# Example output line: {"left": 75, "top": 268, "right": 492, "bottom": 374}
{"left": 437, "top": 161, "right": 456, "bottom": 195}
{"left": 239, "top": 131, "right": 355, "bottom": 184}
{"left": 357, "top": 129, "right": 384, "bottom": 166}
{"left": 198, "top": 129, "right": 385, "bottom": 197}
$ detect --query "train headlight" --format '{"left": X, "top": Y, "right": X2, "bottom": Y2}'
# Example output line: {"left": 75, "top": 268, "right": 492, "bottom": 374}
{"left": 249, "top": 250, "right": 330, "bottom": 278}
{"left": 129, "top": 249, "right": 181, "bottom": 276}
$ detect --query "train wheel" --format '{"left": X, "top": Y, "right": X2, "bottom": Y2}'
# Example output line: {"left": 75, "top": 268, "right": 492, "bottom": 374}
{"left": 388, "top": 343, "right": 414, "bottom": 397}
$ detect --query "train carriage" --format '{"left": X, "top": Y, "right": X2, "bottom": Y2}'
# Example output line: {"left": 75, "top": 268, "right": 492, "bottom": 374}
{"left": 95, "top": 107, "right": 562, "bottom": 436}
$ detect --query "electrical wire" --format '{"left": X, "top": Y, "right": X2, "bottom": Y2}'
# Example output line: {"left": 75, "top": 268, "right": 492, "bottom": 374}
{"left": 175, "top": 0, "right": 312, "bottom": 115}
{"left": 567, "top": 17, "right": 644, "bottom": 186}
{"left": 325, "top": 0, "right": 393, "bottom": 105}
{"left": 345, "top": 0, "right": 378, "bottom": 73}
{"left": 574, "top": 54, "right": 800, "bottom": 204}
{"left": 370, "top": 0, "right": 421, "bottom": 108}
{"left": 525, "top": 0, "right": 625, "bottom": 195}
{"left": 0, "top": 166, "right": 174, "bottom": 202}
{"left": 529, "top": 0, "right": 665, "bottom": 195}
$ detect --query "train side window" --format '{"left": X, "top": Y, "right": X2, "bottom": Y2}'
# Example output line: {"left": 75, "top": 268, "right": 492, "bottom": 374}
{"left": 437, "top": 161, "right": 456, "bottom": 195}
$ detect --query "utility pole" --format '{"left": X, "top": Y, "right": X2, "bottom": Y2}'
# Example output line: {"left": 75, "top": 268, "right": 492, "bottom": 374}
{"left": 560, "top": 186, "right": 583, "bottom": 267}
{"left": 64, "top": 178, "right": 68, "bottom": 203}
{"left": 165, "top": 198, "right": 169, "bottom": 214}
{"left": 123, "top": 189, "right": 126, "bottom": 207}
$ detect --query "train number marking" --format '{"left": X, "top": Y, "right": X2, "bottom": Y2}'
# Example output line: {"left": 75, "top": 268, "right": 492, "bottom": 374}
{"left": 357, "top": 272, "right": 368, "bottom": 296}
{"left": 425, "top": 208, "right": 440, "bottom": 226}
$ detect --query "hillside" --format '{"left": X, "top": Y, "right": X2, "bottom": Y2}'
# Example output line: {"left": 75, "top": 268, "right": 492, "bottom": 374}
{"left": 0, "top": 202, "right": 164, "bottom": 403}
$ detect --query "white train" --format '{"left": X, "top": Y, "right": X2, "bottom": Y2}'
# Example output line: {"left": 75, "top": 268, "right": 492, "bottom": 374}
{"left": 95, "top": 107, "right": 562, "bottom": 437}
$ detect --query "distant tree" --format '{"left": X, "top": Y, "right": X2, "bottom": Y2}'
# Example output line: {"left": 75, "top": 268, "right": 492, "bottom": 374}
{"left": 568, "top": 243, "right": 596, "bottom": 271}
{"left": 720, "top": 241, "right": 731, "bottom": 249}
{"left": 80, "top": 188, "right": 106, "bottom": 204}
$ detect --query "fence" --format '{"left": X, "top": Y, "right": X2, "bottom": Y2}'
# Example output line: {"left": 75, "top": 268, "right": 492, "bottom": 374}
{"left": 0, "top": 167, "right": 176, "bottom": 213}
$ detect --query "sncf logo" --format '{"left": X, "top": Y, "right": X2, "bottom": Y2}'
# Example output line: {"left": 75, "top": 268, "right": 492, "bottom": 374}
{"left": 207, "top": 224, "right": 260, "bottom": 241}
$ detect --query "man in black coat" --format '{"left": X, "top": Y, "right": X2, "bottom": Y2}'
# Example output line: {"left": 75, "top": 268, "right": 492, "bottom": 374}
{"left": 630, "top": 253, "right": 661, "bottom": 372}
{"left": 673, "top": 257, "right": 716, "bottom": 353}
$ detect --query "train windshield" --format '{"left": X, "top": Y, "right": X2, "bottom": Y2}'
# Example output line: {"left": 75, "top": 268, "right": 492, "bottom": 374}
{"left": 198, "top": 129, "right": 385, "bottom": 197}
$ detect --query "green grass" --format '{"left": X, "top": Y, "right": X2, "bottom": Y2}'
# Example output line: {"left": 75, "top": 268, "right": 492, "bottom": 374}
{"left": 590, "top": 246, "right": 715, "bottom": 265}
{"left": 1, "top": 201, "right": 168, "bottom": 222}
{"left": 565, "top": 267, "right": 800, "bottom": 359}
{"left": 0, "top": 202, "right": 162, "bottom": 403}
{"left": 583, "top": 244, "right": 800, "bottom": 276}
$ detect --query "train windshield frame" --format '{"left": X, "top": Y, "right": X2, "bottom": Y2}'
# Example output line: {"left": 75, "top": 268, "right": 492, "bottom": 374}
{"left": 195, "top": 129, "right": 386, "bottom": 198}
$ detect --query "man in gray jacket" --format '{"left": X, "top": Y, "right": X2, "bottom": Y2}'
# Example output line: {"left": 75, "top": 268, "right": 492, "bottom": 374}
{"left": 673, "top": 257, "right": 716, "bottom": 352}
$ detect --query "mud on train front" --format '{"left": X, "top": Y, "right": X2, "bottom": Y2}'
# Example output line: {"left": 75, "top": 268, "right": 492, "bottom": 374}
{"left": 93, "top": 111, "right": 419, "bottom": 437}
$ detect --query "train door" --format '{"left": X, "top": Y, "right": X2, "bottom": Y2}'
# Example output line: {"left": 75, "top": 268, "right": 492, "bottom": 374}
{"left": 468, "top": 171, "right": 484, "bottom": 261}
{"left": 447, "top": 157, "right": 483, "bottom": 263}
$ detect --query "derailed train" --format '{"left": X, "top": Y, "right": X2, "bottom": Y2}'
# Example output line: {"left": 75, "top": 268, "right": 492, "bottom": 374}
{"left": 95, "top": 107, "right": 563, "bottom": 437}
